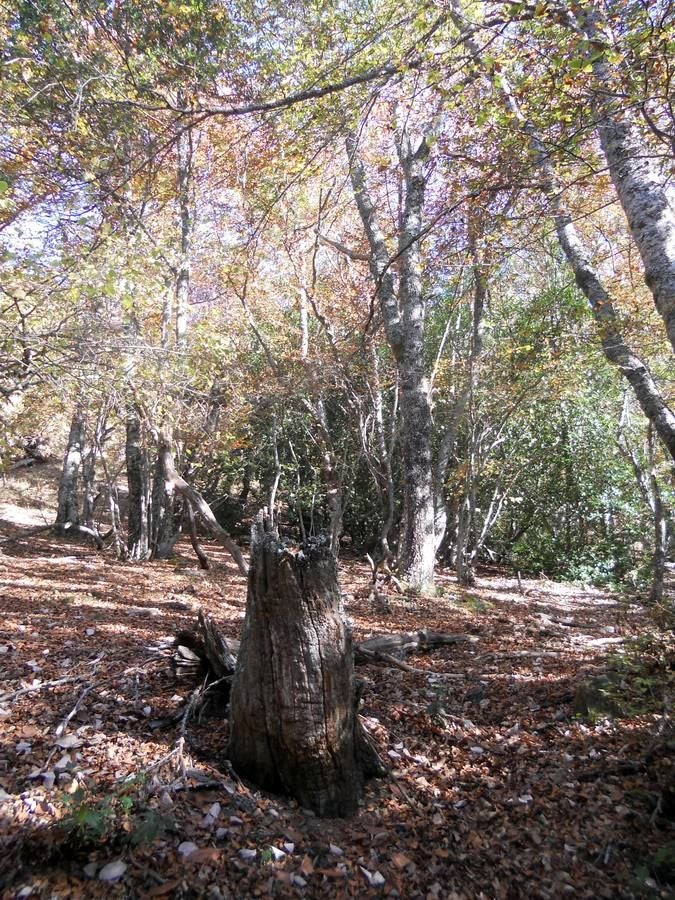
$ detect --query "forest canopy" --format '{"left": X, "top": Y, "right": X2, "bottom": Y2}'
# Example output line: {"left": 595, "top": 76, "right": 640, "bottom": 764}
{"left": 0, "top": 0, "right": 673, "bottom": 600}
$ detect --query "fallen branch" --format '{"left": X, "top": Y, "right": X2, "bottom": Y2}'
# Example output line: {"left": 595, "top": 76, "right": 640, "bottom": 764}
{"left": 357, "top": 629, "right": 478, "bottom": 657}
{"left": 0, "top": 675, "right": 82, "bottom": 703}
{"left": 476, "top": 650, "right": 563, "bottom": 662}
{"left": 55, "top": 684, "right": 94, "bottom": 737}
{"left": 354, "top": 645, "right": 465, "bottom": 678}
{"left": 170, "top": 615, "right": 476, "bottom": 685}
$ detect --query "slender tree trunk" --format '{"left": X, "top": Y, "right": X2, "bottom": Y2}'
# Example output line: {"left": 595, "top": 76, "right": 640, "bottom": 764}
{"left": 239, "top": 460, "right": 253, "bottom": 506}
{"left": 99, "top": 446, "right": 125, "bottom": 560}
{"left": 649, "top": 484, "right": 669, "bottom": 606}
{"left": 81, "top": 405, "right": 108, "bottom": 530}
{"left": 267, "top": 413, "right": 282, "bottom": 526}
{"left": 151, "top": 448, "right": 178, "bottom": 559}
{"left": 617, "top": 419, "right": 672, "bottom": 606}
{"left": 56, "top": 407, "right": 85, "bottom": 528}
{"left": 435, "top": 228, "right": 487, "bottom": 552}
{"left": 550, "top": 193, "right": 675, "bottom": 462}
{"left": 157, "top": 428, "right": 248, "bottom": 576}
{"left": 448, "top": 0, "right": 675, "bottom": 463}
{"left": 81, "top": 444, "right": 99, "bottom": 531}
{"left": 369, "top": 340, "right": 397, "bottom": 560}
{"left": 126, "top": 411, "right": 150, "bottom": 560}
{"left": 397, "top": 355, "right": 436, "bottom": 590}
{"left": 175, "top": 102, "right": 193, "bottom": 349}
{"left": 575, "top": 6, "right": 675, "bottom": 353}
{"left": 397, "top": 142, "right": 436, "bottom": 591}
{"left": 287, "top": 440, "right": 307, "bottom": 542}
{"left": 455, "top": 423, "right": 477, "bottom": 586}
{"left": 315, "top": 399, "right": 344, "bottom": 556}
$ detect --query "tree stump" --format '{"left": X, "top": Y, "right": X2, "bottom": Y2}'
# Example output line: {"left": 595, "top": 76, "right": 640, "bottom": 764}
{"left": 228, "top": 527, "right": 373, "bottom": 817}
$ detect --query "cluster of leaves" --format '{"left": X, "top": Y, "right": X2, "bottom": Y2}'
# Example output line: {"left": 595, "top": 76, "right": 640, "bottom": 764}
{"left": 59, "top": 778, "right": 174, "bottom": 853}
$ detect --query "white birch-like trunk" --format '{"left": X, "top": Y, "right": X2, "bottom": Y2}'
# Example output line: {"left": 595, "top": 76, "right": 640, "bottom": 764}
{"left": 175, "top": 111, "right": 193, "bottom": 349}
{"left": 573, "top": 6, "right": 675, "bottom": 353}
{"left": 447, "top": 0, "right": 675, "bottom": 462}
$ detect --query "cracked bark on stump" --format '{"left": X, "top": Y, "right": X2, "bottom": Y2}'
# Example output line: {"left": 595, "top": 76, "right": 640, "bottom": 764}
{"left": 228, "top": 528, "right": 379, "bottom": 817}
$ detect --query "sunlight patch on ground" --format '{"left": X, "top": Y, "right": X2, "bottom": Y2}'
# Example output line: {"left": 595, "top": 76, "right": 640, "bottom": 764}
{"left": 0, "top": 501, "right": 50, "bottom": 528}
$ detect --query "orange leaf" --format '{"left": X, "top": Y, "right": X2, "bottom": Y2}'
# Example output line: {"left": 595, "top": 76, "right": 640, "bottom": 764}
{"left": 188, "top": 848, "right": 222, "bottom": 864}
{"left": 147, "top": 880, "right": 181, "bottom": 896}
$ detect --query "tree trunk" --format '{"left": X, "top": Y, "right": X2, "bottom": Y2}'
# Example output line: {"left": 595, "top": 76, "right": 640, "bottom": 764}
{"left": 81, "top": 404, "right": 108, "bottom": 530}
{"left": 397, "top": 354, "right": 436, "bottom": 591}
{"left": 157, "top": 428, "right": 249, "bottom": 576}
{"left": 347, "top": 129, "right": 436, "bottom": 592}
{"left": 575, "top": 6, "right": 675, "bottom": 353}
{"left": 267, "top": 413, "right": 282, "bottom": 526}
{"left": 435, "top": 225, "right": 487, "bottom": 554}
{"left": 396, "top": 141, "right": 436, "bottom": 592}
{"left": 595, "top": 110, "right": 675, "bottom": 354}
{"left": 617, "top": 418, "right": 672, "bottom": 607}
{"left": 369, "top": 340, "right": 397, "bottom": 561}
{"left": 56, "top": 407, "right": 85, "bottom": 527}
{"left": 228, "top": 527, "right": 375, "bottom": 817}
{"left": 314, "top": 399, "right": 344, "bottom": 556}
{"left": 151, "top": 447, "right": 178, "bottom": 559}
{"left": 448, "top": 0, "right": 675, "bottom": 463}
{"left": 126, "top": 411, "right": 150, "bottom": 560}
{"left": 649, "top": 485, "right": 670, "bottom": 607}
{"left": 175, "top": 101, "right": 193, "bottom": 349}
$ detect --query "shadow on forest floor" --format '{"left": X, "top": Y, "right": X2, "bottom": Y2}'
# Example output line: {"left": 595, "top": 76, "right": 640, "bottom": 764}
{"left": 0, "top": 511, "right": 673, "bottom": 899}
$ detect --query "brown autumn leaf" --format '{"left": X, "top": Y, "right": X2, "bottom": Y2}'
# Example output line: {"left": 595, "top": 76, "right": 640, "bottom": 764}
{"left": 187, "top": 848, "right": 223, "bottom": 864}
{"left": 315, "top": 867, "right": 348, "bottom": 878}
{"left": 147, "top": 880, "right": 181, "bottom": 897}
{"left": 299, "top": 854, "right": 314, "bottom": 875}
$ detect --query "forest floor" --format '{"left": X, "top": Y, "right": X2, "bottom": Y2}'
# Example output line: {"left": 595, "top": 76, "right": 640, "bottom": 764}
{"left": 0, "top": 471, "right": 674, "bottom": 899}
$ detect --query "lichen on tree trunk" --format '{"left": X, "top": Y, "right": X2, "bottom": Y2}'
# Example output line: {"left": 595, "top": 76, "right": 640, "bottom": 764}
{"left": 228, "top": 526, "right": 374, "bottom": 817}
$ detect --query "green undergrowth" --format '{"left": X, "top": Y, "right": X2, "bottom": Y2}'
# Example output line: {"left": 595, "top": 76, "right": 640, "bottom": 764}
{"left": 575, "top": 634, "right": 674, "bottom": 723}
{"left": 57, "top": 776, "right": 175, "bottom": 856}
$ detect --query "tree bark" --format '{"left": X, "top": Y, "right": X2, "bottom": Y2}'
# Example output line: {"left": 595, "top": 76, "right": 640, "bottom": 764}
{"left": 447, "top": 0, "right": 675, "bottom": 463}
{"left": 56, "top": 406, "right": 85, "bottom": 527}
{"left": 175, "top": 100, "right": 193, "bottom": 349}
{"left": 649, "top": 482, "right": 670, "bottom": 607}
{"left": 81, "top": 404, "right": 109, "bottom": 531}
{"left": 186, "top": 503, "right": 210, "bottom": 571}
{"left": 575, "top": 6, "right": 675, "bottom": 353}
{"left": 151, "top": 447, "right": 178, "bottom": 559}
{"left": 228, "top": 528, "right": 374, "bottom": 816}
{"left": 126, "top": 411, "right": 150, "bottom": 560}
{"left": 435, "top": 225, "right": 487, "bottom": 555}
{"left": 157, "top": 428, "right": 248, "bottom": 576}
{"left": 347, "top": 130, "right": 436, "bottom": 592}
{"left": 618, "top": 421, "right": 673, "bottom": 607}
{"left": 368, "top": 339, "right": 397, "bottom": 561}
{"left": 314, "top": 398, "right": 344, "bottom": 556}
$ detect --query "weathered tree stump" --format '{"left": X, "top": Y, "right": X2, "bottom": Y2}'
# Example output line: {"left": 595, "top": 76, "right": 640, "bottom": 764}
{"left": 228, "top": 528, "right": 373, "bottom": 817}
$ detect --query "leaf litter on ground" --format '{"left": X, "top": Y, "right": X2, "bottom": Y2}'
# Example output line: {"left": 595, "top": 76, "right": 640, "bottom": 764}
{"left": 0, "top": 527, "right": 673, "bottom": 898}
